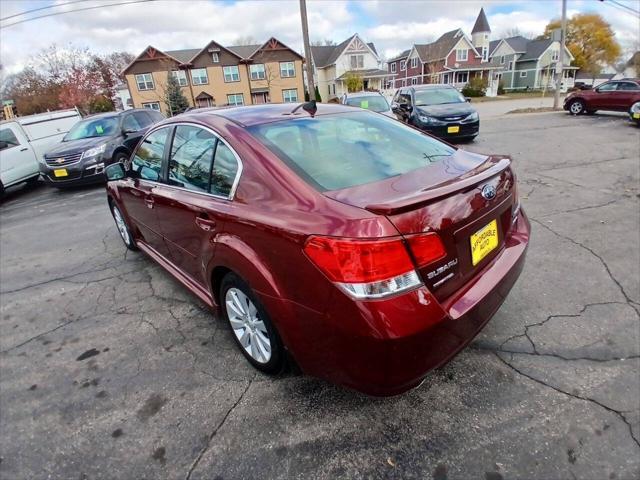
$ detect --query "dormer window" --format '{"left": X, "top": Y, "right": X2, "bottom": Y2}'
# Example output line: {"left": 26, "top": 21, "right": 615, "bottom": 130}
{"left": 212, "top": 52, "right": 219, "bottom": 63}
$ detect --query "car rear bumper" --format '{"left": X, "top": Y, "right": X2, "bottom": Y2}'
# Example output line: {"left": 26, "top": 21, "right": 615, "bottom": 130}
{"left": 261, "top": 209, "right": 530, "bottom": 396}
{"left": 40, "top": 162, "right": 106, "bottom": 187}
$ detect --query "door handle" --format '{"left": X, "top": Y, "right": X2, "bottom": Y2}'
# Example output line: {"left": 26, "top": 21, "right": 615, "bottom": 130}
{"left": 195, "top": 216, "right": 216, "bottom": 232}
{"left": 145, "top": 196, "right": 154, "bottom": 209}
{"left": 20, "top": 147, "right": 28, "bottom": 152}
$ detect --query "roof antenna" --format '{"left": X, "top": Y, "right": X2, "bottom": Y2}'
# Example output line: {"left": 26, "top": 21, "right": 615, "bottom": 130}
{"left": 290, "top": 100, "right": 317, "bottom": 117}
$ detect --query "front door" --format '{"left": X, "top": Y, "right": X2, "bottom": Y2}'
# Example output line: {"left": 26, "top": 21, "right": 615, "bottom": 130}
{"left": 119, "top": 126, "right": 172, "bottom": 258}
{"left": 153, "top": 125, "right": 241, "bottom": 285}
{"left": 0, "top": 124, "right": 38, "bottom": 185}
{"left": 591, "top": 82, "right": 618, "bottom": 109}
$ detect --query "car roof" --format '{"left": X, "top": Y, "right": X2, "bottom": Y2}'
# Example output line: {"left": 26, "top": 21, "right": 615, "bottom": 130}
{"left": 343, "top": 91, "right": 384, "bottom": 97}
{"left": 175, "top": 103, "right": 359, "bottom": 127}
{"left": 406, "top": 84, "right": 456, "bottom": 91}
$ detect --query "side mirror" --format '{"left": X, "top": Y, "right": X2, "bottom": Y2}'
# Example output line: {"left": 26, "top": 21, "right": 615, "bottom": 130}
{"left": 465, "top": 97, "right": 472, "bottom": 102}
{"left": 122, "top": 128, "right": 136, "bottom": 135}
{"left": 105, "top": 162, "right": 126, "bottom": 181}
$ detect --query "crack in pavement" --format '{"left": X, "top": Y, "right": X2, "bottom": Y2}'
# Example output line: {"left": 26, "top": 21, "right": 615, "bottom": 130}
{"left": 471, "top": 342, "right": 640, "bottom": 363}
{"left": 538, "top": 199, "right": 620, "bottom": 218}
{"left": 531, "top": 218, "right": 637, "bottom": 307}
{"left": 493, "top": 352, "right": 640, "bottom": 450}
{"left": 184, "top": 375, "right": 256, "bottom": 480}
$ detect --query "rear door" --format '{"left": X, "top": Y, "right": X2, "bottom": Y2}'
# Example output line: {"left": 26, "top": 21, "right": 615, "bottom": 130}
{"left": 614, "top": 81, "right": 640, "bottom": 109}
{"left": 153, "top": 124, "right": 242, "bottom": 285}
{"left": 119, "top": 126, "right": 172, "bottom": 257}
{"left": 0, "top": 123, "right": 38, "bottom": 186}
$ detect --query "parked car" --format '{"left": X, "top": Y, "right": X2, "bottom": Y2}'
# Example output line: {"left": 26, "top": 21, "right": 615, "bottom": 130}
{"left": 392, "top": 85, "right": 479, "bottom": 141}
{"left": 340, "top": 91, "right": 395, "bottom": 118}
{"left": 631, "top": 101, "right": 640, "bottom": 127}
{"left": 0, "top": 108, "right": 81, "bottom": 197}
{"left": 41, "top": 108, "right": 164, "bottom": 188}
{"left": 564, "top": 79, "right": 640, "bottom": 115}
{"left": 104, "top": 103, "right": 529, "bottom": 396}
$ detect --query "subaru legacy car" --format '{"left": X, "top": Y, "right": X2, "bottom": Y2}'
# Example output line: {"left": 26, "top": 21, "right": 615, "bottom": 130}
{"left": 392, "top": 84, "right": 479, "bottom": 141}
{"left": 41, "top": 109, "right": 163, "bottom": 188}
{"left": 104, "top": 103, "right": 529, "bottom": 396}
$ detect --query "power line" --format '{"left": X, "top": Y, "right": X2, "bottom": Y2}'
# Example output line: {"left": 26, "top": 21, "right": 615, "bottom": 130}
{"left": 1, "top": 0, "right": 158, "bottom": 28}
{"left": 0, "top": 0, "right": 92, "bottom": 22}
{"left": 598, "top": 0, "right": 640, "bottom": 18}
{"left": 607, "top": 0, "right": 640, "bottom": 16}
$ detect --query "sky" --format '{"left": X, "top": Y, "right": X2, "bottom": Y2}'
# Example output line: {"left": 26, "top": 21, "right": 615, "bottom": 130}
{"left": 0, "top": 0, "right": 638, "bottom": 77}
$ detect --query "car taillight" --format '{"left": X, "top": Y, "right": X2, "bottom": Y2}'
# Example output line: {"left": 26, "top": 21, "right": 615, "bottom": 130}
{"left": 303, "top": 233, "right": 445, "bottom": 300}
{"left": 511, "top": 174, "right": 520, "bottom": 224}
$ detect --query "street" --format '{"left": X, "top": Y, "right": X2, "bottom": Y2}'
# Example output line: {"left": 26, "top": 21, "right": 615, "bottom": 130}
{"left": 1, "top": 110, "right": 638, "bottom": 479}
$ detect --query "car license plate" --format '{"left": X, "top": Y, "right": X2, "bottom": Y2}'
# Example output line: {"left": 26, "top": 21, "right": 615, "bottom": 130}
{"left": 53, "top": 168, "right": 68, "bottom": 177}
{"left": 633, "top": 113, "right": 640, "bottom": 119}
{"left": 470, "top": 219, "right": 499, "bottom": 266}
{"left": 447, "top": 125, "right": 460, "bottom": 133}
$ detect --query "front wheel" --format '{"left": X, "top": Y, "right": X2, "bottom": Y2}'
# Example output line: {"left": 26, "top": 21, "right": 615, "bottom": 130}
{"left": 568, "top": 99, "right": 585, "bottom": 115}
{"left": 221, "top": 273, "right": 284, "bottom": 374}
{"left": 110, "top": 203, "right": 138, "bottom": 251}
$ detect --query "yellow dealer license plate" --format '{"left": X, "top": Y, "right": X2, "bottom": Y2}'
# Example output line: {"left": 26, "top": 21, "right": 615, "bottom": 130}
{"left": 470, "top": 219, "right": 499, "bottom": 266}
{"left": 53, "top": 168, "right": 68, "bottom": 177}
{"left": 447, "top": 125, "right": 460, "bottom": 133}
{"left": 633, "top": 113, "right": 640, "bottom": 119}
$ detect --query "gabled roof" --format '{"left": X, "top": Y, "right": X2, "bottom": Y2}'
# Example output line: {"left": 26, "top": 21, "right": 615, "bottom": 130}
{"left": 227, "top": 45, "right": 262, "bottom": 59}
{"left": 414, "top": 29, "right": 467, "bottom": 62}
{"left": 310, "top": 34, "right": 379, "bottom": 68}
{"left": 248, "top": 37, "right": 305, "bottom": 60}
{"left": 471, "top": 7, "right": 491, "bottom": 34}
{"left": 121, "top": 45, "right": 183, "bottom": 75}
{"left": 518, "top": 38, "right": 553, "bottom": 61}
{"left": 165, "top": 48, "right": 201, "bottom": 64}
{"left": 387, "top": 49, "right": 410, "bottom": 62}
{"left": 489, "top": 36, "right": 530, "bottom": 57}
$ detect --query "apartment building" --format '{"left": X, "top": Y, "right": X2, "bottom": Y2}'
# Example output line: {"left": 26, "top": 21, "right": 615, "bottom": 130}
{"left": 122, "top": 37, "right": 305, "bottom": 114}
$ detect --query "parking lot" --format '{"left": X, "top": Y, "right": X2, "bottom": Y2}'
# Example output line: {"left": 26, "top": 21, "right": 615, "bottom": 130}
{"left": 1, "top": 110, "right": 638, "bottom": 479}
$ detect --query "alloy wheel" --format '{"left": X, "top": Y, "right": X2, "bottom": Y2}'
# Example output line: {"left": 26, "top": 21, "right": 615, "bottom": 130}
{"left": 570, "top": 101, "right": 584, "bottom": 115}
{"left": 225, "top": 288, "right": 272, "bottom": 363}
{"left": 112, "top": 206, "right": 131, "bottom": 245}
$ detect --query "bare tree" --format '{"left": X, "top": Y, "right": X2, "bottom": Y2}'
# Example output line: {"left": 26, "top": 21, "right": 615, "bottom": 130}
{"left": 310, "top": 39, "right": 336, "bottom": 46}
{"left": 234, "top": 35, "right": 257, "bottom": 45}
{"left": 500, "top": 27, "right": 537, "bottom": 39}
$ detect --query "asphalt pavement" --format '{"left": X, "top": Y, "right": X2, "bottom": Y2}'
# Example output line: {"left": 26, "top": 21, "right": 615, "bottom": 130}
{"left": 1, "top": 109, "right": 638, "bottom": 480}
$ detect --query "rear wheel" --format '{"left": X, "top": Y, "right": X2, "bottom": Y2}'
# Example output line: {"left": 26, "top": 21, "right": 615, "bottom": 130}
{"left": 110, "top": 203, "right": 137, "bottom": 250}
{"left": 220, "top": 272, "right": 284, "bottom": 374}
{"left": 568, "top": 99, "right": 585, "bottom": 115}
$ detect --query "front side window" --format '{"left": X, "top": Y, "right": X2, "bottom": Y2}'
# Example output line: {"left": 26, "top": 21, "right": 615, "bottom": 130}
{"left": 64, "top": 117, "right": 119, "bottom": 141}
{"left": 597, "top": 82, "right": 617, "bottom": 92}
{"left": 282, "top": 89, "right": 298, "bottom": 103}
{"left": 168, "top": 125, "right": 216, "bottom": 192}
{"left": 456, "top": 49, "right": 468, "bottom": 61}
{"left": 350, "top": 55, "right": 364, "bottom": 69}
{"left": 191, "top": 68, "right": 208, "bottom": 85}
{"left": 250, "top": 64, "right": 266, "bottom": 80}
{"left": 0, "top": 128, "right": 20, "bottom": 150}
{"left": 249, "top": 112, "right": 455, "bottom": 191}
{"left": 223, "top": 65, "right": 240, "bottom": 82}
{"left": 135, "top": 73, "right": 154, "bottom": 90}
{"left": 227, "top": 94, "right": 244, "bottom": 106}
{"left": 280, "top": 61, "right": 295, "bottom": 78}
{"left": 131, "top": 127, "right": 170, "bottom": 181}
{"left": 171, "top": 70, "right": 188, "bottom": 86}
{"left": 142, "top": 102, "right": 161, "bottom": 111}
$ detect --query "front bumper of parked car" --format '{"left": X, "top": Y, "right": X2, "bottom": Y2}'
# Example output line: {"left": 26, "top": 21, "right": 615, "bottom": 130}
{"left": 259, "top": 209, "right": 530, "bottom": 396}
{"left": 416, "top": 119, "right": 480, "bottom": 140}
{"left": 40, "top": 157, "right": 107, "bottom": 187}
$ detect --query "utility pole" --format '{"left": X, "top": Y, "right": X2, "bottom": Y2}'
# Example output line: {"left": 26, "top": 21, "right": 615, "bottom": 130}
{"left": 553, "top": 0, "right": 567, "bottom": 109}
{"left": 299, "top": 0, "right": 316, "bottom": 101}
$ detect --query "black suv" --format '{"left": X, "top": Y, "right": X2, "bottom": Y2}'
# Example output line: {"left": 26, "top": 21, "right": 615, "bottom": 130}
{"left": 391, "top": 85, "right": 479, "bottom": 141}
{"left": 41, "top": 108, "right": 164, "bottom": 188}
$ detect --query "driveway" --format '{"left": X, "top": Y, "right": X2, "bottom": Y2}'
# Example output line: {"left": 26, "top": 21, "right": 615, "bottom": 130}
{"left": 1, "top": 111, "right": 638, "bottom": 479}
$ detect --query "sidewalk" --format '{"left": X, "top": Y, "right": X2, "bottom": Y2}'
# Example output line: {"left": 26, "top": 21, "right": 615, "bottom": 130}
{"left": 474, "top": 95, "right": 563, "bottom": 118}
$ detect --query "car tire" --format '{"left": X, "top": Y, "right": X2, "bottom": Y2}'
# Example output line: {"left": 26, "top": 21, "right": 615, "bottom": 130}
{"left": 220, "top": 272, "right": 285, "bottom": 374}
{"left": 113, "top": 151, "right": 129, "bottom": 165}
{"left": 110, "top": 203, "right": 138, "bottom": 251}
{"left": 568, "top": 99, "right": 586, "bottom": 115}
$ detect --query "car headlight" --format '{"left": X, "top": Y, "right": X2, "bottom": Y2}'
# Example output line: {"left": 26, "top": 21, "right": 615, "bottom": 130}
{"left": 461, "top": 111, "right": 479, "bottom": 123}
{"left": 82, "top": 143, "right": 107, "bottom": 160}
{"left": 418, "top": 115, "right": 446, "bottom": 125}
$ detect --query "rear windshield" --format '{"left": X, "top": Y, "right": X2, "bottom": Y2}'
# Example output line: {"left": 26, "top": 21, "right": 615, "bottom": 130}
{"left": 64, "top": 117, "right": 119, "bottom": 141}
{"left": 414, "top": 88, "right": 465, "bottom": 106}
{"left": 248, "top": 111, "right": 455, "bottom": 191}
{"left": 345, "top": 95, "right": 390, "bottom": 113}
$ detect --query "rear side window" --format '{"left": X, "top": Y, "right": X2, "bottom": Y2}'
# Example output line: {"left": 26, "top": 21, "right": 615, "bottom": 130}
{"left": 168, "top": 125, "right": 216, "bottom": 192}
{"left": 133, "top": 111, "right": 154, "bottom": 128}
{"left": 0, "top": 127, "right": 20, "bottom": 150}
{"left": 122, "top": 114, "right": 142, "bottom": 132}
{"left": 131, "top": 127, "right": 170, "bottom": 181}
{"left": 249, "top": 111, "right": 455, "bottom": 191}
{"left": 617, "top": 82, "right": 640, "bottom": 91}
{"left": 210, "top": 140, "right": 239, "bottom": 197}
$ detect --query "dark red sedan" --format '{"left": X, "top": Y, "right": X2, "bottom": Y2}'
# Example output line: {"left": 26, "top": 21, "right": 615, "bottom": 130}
{"left": 104, "top": 103, "right": 530, "bottom": 396}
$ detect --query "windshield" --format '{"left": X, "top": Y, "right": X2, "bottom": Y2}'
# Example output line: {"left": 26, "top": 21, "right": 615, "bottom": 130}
{"left": 345, "top": 95, "right": 390, "bottom": 113}
{"left": 248, "top": 111, "right": 455, "bottom": 191}
{"left": 414, "top": 88, "right": 465, "bottom": 106}
{"left": 64, "top": 117, "right": 119, "bottom": 141}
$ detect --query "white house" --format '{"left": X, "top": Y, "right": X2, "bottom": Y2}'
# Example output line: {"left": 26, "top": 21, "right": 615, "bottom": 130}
{"left": 310, "top": 34, "right": 391, "bottom": 101}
